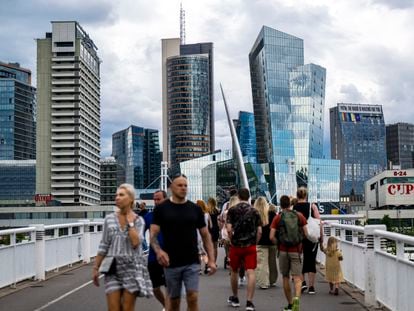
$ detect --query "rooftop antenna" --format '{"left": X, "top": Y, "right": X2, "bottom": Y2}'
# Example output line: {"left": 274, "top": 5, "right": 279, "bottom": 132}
{"left": 180, "top": 2, "right": 186, "bottom": 44}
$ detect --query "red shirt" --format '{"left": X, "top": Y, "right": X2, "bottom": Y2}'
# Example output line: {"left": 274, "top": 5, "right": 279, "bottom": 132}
{"left": 270, "top": 210, "right": 307, "bottom": 253}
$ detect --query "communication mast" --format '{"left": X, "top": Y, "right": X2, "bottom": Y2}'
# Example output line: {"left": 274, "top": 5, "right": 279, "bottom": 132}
{"left": 180, "top": 3, "right": 186, "bottom": 44}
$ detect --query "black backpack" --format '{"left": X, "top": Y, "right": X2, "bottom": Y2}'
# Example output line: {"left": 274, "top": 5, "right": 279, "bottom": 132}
{"left": 231, "top": 204, "right": 258, "bottom": 246}
{"left": 277, "top": 210, "right": 303, "bottom": 247}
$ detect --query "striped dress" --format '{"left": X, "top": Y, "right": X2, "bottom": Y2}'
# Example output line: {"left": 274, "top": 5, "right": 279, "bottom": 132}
{"left": 98, "top": 213, "right": 153, "bottom": 297}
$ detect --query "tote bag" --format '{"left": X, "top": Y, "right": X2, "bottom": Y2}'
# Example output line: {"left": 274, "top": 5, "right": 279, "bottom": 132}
{"left": 306, "top": 203, "right": 321, "bottom": 243}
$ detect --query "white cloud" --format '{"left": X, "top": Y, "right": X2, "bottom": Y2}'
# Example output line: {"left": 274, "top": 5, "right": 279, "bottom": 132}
{"left": 0, "top": 0, "right": 413, "bottom": 157}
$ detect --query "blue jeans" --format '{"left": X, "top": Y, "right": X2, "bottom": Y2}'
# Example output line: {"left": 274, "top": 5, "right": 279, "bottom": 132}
{"left": 164, "top": 263, "right": 200, "bottom": 299}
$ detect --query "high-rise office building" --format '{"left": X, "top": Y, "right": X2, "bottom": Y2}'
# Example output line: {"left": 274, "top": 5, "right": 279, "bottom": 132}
{"left": 330, "top": 103, "right": 387, "bottom": 199}
{"left": 112, "top": 125, "right": 161, "bottom": 190}
{"left": 0, "top": 160, "right": 36, "bottom": 206}
{"left": 100, "top": 157, "right": 117, "bottom": 205}
{"left": 0, "top": 62, "right": 36, "bottom": 160}
{"left": 249, "top": 26, "right": 339, "bottom": 203}
{"left": 144, "top": 129, "right": 161, "bottom": 189}
{"left": 36, "top": 21, "right": 101, "bottom": 205}
{"left": 161, "top": 39, "right": 214, "bottom": 168}
{"left": 386, "top": 123, "right": 414, "bottom": 169}
{"left": 234, "top": 111, "right": 257, "bottom": 162}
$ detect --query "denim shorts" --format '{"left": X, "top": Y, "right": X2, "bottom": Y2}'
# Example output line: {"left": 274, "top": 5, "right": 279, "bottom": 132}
{"left": 164, "top": 263, "right": 200, "bottom": 299}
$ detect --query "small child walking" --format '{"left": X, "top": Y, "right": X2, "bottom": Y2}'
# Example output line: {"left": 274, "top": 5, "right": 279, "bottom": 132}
{"left": 320, "top": 236, "right": 344, "bottom": 295}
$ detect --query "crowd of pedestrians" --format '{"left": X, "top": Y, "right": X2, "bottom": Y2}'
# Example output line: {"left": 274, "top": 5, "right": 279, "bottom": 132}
{"left": 93, "top": 178, "right": 343, "bottom": 311}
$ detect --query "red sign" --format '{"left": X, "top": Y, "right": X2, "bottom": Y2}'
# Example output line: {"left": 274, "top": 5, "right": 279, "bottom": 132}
{"left": 34, "top": 194, "right": 53, "bottom": 203}
{"left": 393, "top": 171, "right": 407, "bottom": 176}
{"left": 387, "top": 184, "right": 414, "bottom": 195}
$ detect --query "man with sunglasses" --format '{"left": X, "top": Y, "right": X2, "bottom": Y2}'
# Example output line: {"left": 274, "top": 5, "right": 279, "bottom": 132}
{"left": 150, "top": 174, "right": 216, "bottom": 311}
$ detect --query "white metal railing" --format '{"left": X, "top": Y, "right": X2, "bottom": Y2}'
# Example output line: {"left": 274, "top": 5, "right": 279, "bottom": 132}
{"left": 0, "top": 220, "right": 103, "bottom": 289}
{"left": 319, "top": 215, "right": 414, "bottom": 311}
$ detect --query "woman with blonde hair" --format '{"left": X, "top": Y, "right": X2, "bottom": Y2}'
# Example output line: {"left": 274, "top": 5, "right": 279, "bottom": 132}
{"left": 254, "top": 196, "right": 278, "bottom": 289}
{"left": 93, "top": 183, "right": 153, "bottom": 311}
{"left": 196, "top": 199, "right": 211, "bottom": 274}
{"left": 207, "top": 197, "right": 220, "bottom": 264}
{"left": 293, "top": 186, "right": 321, "bottom": 295}
{"left": 220, "top": 196, "right": 239, "bottom": 269}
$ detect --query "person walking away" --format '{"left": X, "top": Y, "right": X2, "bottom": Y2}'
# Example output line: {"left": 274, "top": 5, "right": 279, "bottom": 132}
{"left": 320, "top": 237, "right": 344, "bottom": 295}
{"left": 270, "top": 195, "right": 308, "bottom": 311}
{"left": 150, "top": 175, "right": 216, "bottom": 311}
{"left": 196, "top": 199, "right": 211, "bottom": 274}
{"left": 293, "top": 187, "right": 321, "bottom": 295}
{"left": 219, "top": 196, "right": 240, "bottom": 269}
{"left": 93, "top": 184, "right": 153, "bottom": 311}
{"left": 144, "top": 190, "right": 169, "bottom": 310}
{"left": 207, "top": 197, "right": 220, "bottom": 264}
{"left": 226, "top": 188, "right": 262, "bottom": 311}
{"left": 254, "top": 197, "right": 278, "bottom": 289}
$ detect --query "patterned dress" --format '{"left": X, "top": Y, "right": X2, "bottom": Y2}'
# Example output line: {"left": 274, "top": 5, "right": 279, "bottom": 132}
{"left": 98, "top": 213, "right": 153, "bottom": 297}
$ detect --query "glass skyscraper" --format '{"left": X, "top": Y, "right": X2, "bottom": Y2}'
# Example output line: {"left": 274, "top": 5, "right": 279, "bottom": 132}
{"left": 386, "top": 123, "right": 414, "bottom": 169}
{"left": 234, "top": 111, "right": 257, "bottom": 163}
{"left": 330, "top": 103, "right": 387, "bottom": 199}
{"left": 249, "top": 26, "right": 339, "bottom": 204}
{"left": 0, "top": 62, "right": 36, "bottom": 160}
{"left": 112, "top": 125, "right": 161, "bottom": 190}
{"left": 162, "top": 40, "right": 214, "bottom": 168}
{"left": 0, "top": 160, "right": 36, "bottom": 206}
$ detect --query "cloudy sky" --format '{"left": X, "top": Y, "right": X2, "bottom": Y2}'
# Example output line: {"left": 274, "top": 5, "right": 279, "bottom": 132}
{"left": 1, "top": 0, "right": 413, "bottom": 157}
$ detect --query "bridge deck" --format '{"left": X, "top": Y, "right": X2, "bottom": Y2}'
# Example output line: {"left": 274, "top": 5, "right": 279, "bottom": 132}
{"left": 0, "top": 250, "right": 367, "bottom": 311}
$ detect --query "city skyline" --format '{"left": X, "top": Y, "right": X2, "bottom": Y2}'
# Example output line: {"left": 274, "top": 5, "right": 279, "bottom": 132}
{"left": 1, "top": 0, "right": 413, "bottom": 158}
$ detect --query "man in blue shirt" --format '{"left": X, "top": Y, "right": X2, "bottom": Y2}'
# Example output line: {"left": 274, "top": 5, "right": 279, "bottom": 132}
{"left": 144, "top": 190, "right": 168, "bottom": 310}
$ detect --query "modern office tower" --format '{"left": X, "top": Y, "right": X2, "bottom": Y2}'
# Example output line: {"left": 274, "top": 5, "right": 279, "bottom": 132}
{"left": 249, "top": 26, "right": 339, "bottom": 204}
{"left": 144, "top": 129, "right": 161, "bottom": 189}
{"left": 386, "top": 123, "right": 414, "bottom": 169}
{"left": 36, "top": 21, "right": 101, "bottom": 205}
{"left": 0, "top": 62, "right": 36, "bottom": 160}
{"left": 330, "top": 103, "right": 387, "bottom": 199}
{"left": 0, "top": 160, "right": 36, "bottom": 207}
{"left": 112, "top": 126, "right": 161, "bottom": 190}
{"left": 234, "top": 111, "right": 257, "bottom": 162}
{"left": 100, "top": 157, "right": 117, "bottom": 205}
{"left": 161, "top": 39, "right": 214, "bottom": 168}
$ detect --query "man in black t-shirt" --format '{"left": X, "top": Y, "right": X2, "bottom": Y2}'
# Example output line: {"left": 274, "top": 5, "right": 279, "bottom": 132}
{"left": 150, "top": 175, "right": 216, "bottom": 311}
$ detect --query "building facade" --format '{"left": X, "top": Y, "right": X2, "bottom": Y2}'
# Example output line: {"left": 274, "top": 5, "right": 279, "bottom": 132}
{"left": 0, "top": 62, "right": 36, "bottom": 160}
{"left": 100, "top": 157, "right": 117, "bottom": 206}
{"left": 112, "top": 125, "right": 161, "bottom": 190}
{"left": 249, "top": 26, "right": 339, "bottom": 203}
{"left": 330, "top": 103, "right": 387, "bottom": 200}
{"left": 386, "top": 123, "right": 414, "bottom": 169}
{"left": 365, "top": 168, "right": 414, "bottom": 209}
{"left": 0, "top": 160, "right": 36, "bottom": 207}
{"left": 161, "top": 39, "right": 214, "bottom": 168}
{"left": 234, "top": 111, "right": 257, "bottom": 162}
{"left": 36, "top": 21, "right": 101, "bottom": 205}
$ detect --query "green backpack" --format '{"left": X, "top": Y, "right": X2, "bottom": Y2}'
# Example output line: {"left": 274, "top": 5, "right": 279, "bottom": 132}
{"left": 277, "top": 210, "right": 303, "bottom": 247}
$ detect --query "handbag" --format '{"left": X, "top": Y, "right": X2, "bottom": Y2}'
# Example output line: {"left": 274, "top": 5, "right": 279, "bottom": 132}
{"left": 306, "top": 203, "right": 321, "bottom": 243}
{"left": 99, "top": 256, "right": 116, "bottom": 274}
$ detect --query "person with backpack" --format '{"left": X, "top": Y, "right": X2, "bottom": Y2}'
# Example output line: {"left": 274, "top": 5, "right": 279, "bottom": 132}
{"left": 293, "top": 187, "right": 321, "bottom": 295}
{"left": 270, "top": 195, "right": 309, "bottom": 311}
{"left": 226, "top": 188, "right": 262, "bottom": 311}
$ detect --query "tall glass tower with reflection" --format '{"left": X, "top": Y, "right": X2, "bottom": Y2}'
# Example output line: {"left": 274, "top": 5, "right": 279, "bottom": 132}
{"left": 234, "top": 111, "right": 257, "bottom": 163}
{"left": 162, "top": 40, "right": 214, "bottom": 169}
{"left": 330, "top": 103, "right": 387, "bottom": 199}
{"left": 249, "top": 26, "right": 339, "bottom": 204}
{"left": 0, "top": 62, "right": 36, "bottom": 160}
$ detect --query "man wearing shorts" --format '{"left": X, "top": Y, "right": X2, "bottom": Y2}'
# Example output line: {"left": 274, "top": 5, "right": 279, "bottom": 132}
{"left": 150, "top": 175, "right": 216, "bottom": 311}
{"left": 270, "top": 195, "right": 308, "bottom": 311}
{"left": 226, "top": 188, "right": 262, "bottom": 311}
{"left": 144, "top": 190, "right": 168, "bottom": 310}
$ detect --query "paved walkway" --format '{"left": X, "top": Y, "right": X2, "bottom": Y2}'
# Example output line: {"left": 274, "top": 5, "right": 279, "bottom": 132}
{"left": 0, "top": 248, "right": 368, "bottom": 310}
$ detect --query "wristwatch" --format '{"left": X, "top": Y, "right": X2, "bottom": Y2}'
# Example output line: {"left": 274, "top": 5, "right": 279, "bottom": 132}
{"left": 128, "top": 222, "right": 135, "bottom": 229}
